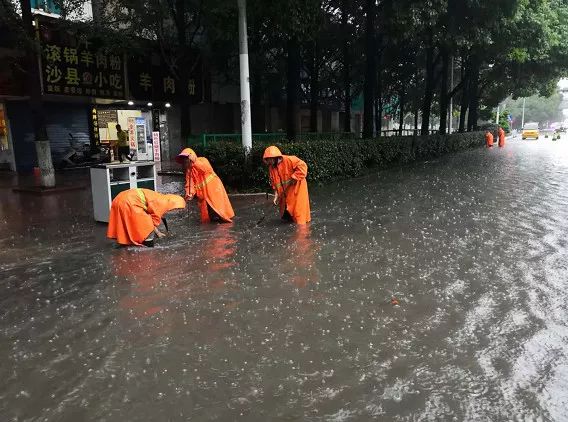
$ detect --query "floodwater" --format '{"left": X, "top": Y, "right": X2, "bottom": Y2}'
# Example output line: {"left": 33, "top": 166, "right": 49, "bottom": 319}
{"left": 2, "top": 137, "right": 568, "bottom": 421}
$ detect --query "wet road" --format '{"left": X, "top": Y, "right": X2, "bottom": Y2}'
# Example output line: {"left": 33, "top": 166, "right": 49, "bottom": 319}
{"left": 2, "top": 138, "right": 568, "bottom": 421}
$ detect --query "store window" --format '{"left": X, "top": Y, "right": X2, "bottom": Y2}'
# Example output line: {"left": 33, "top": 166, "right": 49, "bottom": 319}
{"left": 0, "top": 103, "right": 15, "bottom": 171}
{"left": 93, "top": 107, "right": 157, "bottom": 162}
{"left": 0, "top": 106, "right": 9, "bottom": 151}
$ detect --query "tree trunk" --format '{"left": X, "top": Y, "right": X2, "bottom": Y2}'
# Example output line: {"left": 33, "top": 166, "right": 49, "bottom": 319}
{"left": 309, "top": 41, "right": 319, "bottom": 133}
{"left": 21, "top": 0, "right": 55, "bottom": 187}
{"left": 467, "top": 58, "right": 480, "bottom": 131}
{"left": 378, "top": 96, "right": 383, "bottom": 136}
{"left": 286, "top": 37, "right": 301, "bottom": 141}
{"left": 459, "top": 97, "right": 468, "bottom": 132}
{"left": 251, "top": 68, "right": 264, "bottom": 133}
{"left": 179, "top": 100, "right": 191, "bottom": 141}
{"left": 177, "top": 53, "right": 192, "bottom": 141}
{"left": 376, "top": 56, "right": 383, "bottom": 137}
{"left": 414, "top": 104, "right": 419, "bottom": 135}
{"left": 421, "top": 44, "right": 435, "bottom": 136}
{"left": 341, "top": 0, "right": 351, "bottom": 133}
{"left": 174, "top": 0, "right": 192, "bottom": 143}
{"left": 91, "top": 0, "right": 104, "bottom": 25}
{"left": 398, "top": 90, "right": 405, "bottom": 136}
{"left": 374, "top": 98, "right": 380, "bottom": 136}
{"left": 438, "top": 50, "right": 449, "bottom": 134}
{"left": 459, "top": 60, "right": 469, "bottom": 133}
{"left": 362, "top": 0, "right": 376, "bottom": 138}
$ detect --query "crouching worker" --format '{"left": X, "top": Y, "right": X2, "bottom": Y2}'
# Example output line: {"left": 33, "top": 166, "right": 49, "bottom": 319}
{"left": 107, "top": 188, "right": 185, "bottom": 247}
{"left": 263, "top": 146, "right": 311, "bottom": 224}
{"left": 176, "top": 148, "right": 234, "bottom": 223}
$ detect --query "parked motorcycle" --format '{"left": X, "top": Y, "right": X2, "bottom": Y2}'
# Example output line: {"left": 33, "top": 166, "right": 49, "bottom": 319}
{"left": 59, "top": 133, "right": 109, "bottom": 168}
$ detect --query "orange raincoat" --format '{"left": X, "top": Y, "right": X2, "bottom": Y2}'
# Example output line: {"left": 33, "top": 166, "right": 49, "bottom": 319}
{"left": 485, "top": 131, "right": 494, "bottom": 148}
{"left": 264, "top": 146, "right": 311, "bottom": 224}
{"left": 177, "top": 149, "right": 234, "bottom": 223}
{"left": 498, "top": 127, "right": 505, "bottom": 147}
{"left": 107, "top": 188, "right": 185, "bottom": 246}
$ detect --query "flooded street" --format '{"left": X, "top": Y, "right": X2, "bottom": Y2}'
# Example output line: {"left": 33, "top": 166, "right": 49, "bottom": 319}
{"left": 2, "top": 139, "right": 568, "bottom": 421}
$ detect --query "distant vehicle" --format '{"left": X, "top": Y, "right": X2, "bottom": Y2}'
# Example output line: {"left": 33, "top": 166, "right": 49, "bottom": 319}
{"left": 522, "top": 122, "right": 540, "bottom": 140}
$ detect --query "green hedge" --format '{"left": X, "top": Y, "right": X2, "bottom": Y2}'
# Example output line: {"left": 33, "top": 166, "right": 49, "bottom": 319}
{"left": 193, "top": 132, "right": 485, "bottom": 192}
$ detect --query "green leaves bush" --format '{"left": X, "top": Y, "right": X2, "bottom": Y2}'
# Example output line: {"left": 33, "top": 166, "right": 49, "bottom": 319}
{"left": 193, "top": 132, "right": 485, "bottom": 192}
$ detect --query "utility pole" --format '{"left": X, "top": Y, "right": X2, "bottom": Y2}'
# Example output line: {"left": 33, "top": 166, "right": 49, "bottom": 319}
{"left": 521, "top": 97, "right": 526, "bottom": 129}
{"left": 237, "top": 0, "right": 252, "bottom": 152}
{"left": 448, "top": 56, "right": 454, "bottom": 133}
{"left": 495, "top": 104, "right": 500, "bottom": 126}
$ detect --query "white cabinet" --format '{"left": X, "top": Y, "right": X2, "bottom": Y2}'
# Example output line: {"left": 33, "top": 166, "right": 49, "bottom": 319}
{"left": 90, "top": 162, "right": 156, "bottom": 222}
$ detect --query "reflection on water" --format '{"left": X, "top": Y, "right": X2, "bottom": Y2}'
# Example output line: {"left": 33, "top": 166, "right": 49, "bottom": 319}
{"left": 286, "top": 224, "right": 320, "bottom": 288}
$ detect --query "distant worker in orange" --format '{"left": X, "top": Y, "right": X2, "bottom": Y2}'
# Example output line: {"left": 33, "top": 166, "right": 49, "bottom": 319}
{"left": 263, "top": 146, "right": 311, "bottom": 224}
{"left": 107, "top": 188, "right": 185, "bottom": 247}
{"left": 176, "top": 148, "right": 235, "bottom": 223}
{"left": 498, "top": 126, "right": 506, "bottom": 147}
{"left": 485, "top": 130, "right": 494, "bottom": 148}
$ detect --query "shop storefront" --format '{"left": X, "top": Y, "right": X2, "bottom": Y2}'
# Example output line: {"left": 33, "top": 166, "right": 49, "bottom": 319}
{"left": 0, "top": 16, "right": 206, "bottom": 172}
{"left": 92, "top": 103, "right": 165, "bottom": 162}
{"left": 0, "top": 103, "right": 16, "bottom": 171}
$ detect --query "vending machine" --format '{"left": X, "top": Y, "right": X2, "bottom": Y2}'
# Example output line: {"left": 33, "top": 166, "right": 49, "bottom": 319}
{"left": 128, "top": 117, "right": 152, "bottom": 161}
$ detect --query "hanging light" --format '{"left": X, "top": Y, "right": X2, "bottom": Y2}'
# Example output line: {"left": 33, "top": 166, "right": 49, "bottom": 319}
{"left": 147, "top": 102, "right": 153, "bottom": 107}
{"left": 165, "top": 102, "right": 171, "bottom": 108}
{"left": 127, "top": 100, "right": 134, "bottom": 106}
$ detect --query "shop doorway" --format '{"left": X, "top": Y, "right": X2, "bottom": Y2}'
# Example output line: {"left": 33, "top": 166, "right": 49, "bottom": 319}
{"left": 94, "top": 107, "right": 157, "bottom": 162}
{"left": 0, "top": 103, "right": 17, "bottom": 171}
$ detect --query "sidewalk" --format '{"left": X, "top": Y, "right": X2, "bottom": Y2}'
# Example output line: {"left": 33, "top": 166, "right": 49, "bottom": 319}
{"left": 0, "top": 168, "right": 267, "bottom": 244}
{"left": 156, "top": 160, "right": 183, "bottom": 175}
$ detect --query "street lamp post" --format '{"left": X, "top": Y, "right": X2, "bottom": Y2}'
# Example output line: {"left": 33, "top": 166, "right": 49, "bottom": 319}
{"left": 449, "top": 56, "right": 454, "bottom": 133}
{"left": 495, "top": 104, "right": 500, "bottom": 126}
{"left": 521, "top": 97, "right": 526, "bottom": 129}
{"left": 237, "top": 0, "right": 252, "bottom": 152}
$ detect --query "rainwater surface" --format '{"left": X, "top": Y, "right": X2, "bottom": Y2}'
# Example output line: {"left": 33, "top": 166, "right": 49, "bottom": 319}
{"left": 1, "top": 138, "right": 568, "bottom": 421}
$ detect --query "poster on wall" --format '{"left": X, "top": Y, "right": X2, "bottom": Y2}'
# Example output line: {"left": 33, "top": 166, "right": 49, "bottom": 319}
{"left": 97, "top": 110, "right": 118, "bottom": 130}
{"left": 127, "top": 117, "right": 136, "bottom": 150}
{"left": 152, "top": 131, "right": 160, "bottom": 162}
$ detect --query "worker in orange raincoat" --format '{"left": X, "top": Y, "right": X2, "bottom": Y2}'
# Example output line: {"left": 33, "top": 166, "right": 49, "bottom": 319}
{"left": 107, "top": 188, "right": 185, "bottom": 247}
{"left": 485, "top": 130, "right": 494, "bottom": 148}
{"left": 263, "top": 146, "right": 311, "bottom": 224}
{"left": 498, "top": 127, "right": 506, "bottom": 147}
{"left": 176, "top": 148, "right": 235, "bottom": 223}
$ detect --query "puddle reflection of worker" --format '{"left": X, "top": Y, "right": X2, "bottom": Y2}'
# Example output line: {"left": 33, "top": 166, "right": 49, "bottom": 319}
{"left": 112, "top": 248, "right": 179, "bottom": 336}
{"left": 282, "top": 225, "right": 320, "bottom": 288}
{"left": 194, "top": 225, "right": 238, "bottom": 291}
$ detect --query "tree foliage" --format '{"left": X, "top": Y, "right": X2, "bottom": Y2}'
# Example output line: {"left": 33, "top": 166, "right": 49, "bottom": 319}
{"left": 506, "top": 94, "right": 563, "bottom": 126}
{"left": 7, "top": 0, "right": 568, "bottom": 139}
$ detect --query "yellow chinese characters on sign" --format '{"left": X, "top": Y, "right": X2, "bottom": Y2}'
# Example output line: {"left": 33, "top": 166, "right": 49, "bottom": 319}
{"left": 40, "top": 23, "right": 125, "bottom": 99}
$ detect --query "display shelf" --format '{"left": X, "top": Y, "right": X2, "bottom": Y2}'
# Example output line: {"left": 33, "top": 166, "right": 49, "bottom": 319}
{"left": 137, "top": 165, "right": 154, "bottom": 180}
{"left": 90, "top": 161, "right": 156, "bottom": 222}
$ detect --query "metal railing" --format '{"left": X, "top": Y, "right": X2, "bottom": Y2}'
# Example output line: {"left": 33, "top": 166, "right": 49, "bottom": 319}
{"left": 187, "top": 132, "right": 356, "bottom": 148}
{"left": 379, "top": 129, "right": 438, "bottom": 137}
{"left": 187, "top": 130, "right": 445, "bottom": 148}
